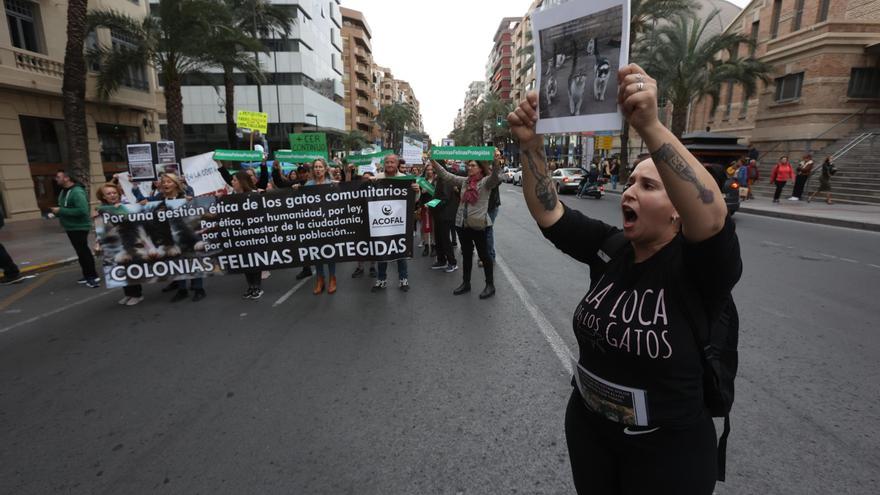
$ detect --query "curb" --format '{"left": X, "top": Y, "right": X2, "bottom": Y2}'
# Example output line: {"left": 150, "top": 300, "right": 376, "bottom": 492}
{"left": 736, "top": 207, "right": 880, "bottom": 232}
{"left": 18, "top": 257, "right": 78, "bottom": 275}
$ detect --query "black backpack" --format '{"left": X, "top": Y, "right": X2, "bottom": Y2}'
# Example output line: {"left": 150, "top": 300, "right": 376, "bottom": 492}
{"left": 599, "top": 232, "right": 738, "bottom": 482}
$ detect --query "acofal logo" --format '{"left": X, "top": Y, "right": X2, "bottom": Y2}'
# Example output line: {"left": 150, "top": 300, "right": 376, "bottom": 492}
{"left": 382, "top": 205, "right": 393, "bottom": 216}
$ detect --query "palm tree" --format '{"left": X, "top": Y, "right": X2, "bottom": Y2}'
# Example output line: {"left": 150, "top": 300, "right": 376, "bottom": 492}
{"left": 476, "top": 93, "right": 514, "bottom": 145}
{"left": 637, "top": 11, "right": 771, "bottom": 137}
{"left": 62, "top": 0, "right": 90, "bottom": 188}
{"left": 376, "top": 102, "right": 417, "bottom": 152}
{"left": 87, "top": 0, "right": 226, "bottom": 160}
{"left": 341, "top": 130, "right": 370, "bottom": 154}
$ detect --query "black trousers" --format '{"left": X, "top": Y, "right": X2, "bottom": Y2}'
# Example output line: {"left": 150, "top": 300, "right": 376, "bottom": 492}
{"left": 66, "top": 230, "right": 97, "bottom": 279}
{"left": 792, "top": 175, "right": 808, "bottom": 198}
{"left": 123, "top": 285, "right": 142, "bottom": 297}
{"left": 456, "top": 227, "right": 493, "bottom": 285}
{"left": 244, "top": 271, "right": 262, "bottom": 289}
{"left": 0, "top": 242, "right": 19, "bottom": 277}
{"left": 565, "top": 390, "right": 717, "bottom": 494}
{"left": 434, "top": 216, "right": 456, "bottom": 266}
{"left": 773, "top": 181, "right": 787, "bottom": 201}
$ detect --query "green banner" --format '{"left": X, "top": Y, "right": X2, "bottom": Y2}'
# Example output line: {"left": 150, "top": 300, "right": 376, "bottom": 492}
{"left": 289, "top": 133, "right": 328, "bottom": 160}
{"left": 275, "top": 150, "right": 325, "bottom": 163}
{"left": 425, "top": 199, "right": 441, "bottom": 208}
{"left": 384, "top": 174, "right": 435, "bottom": 197}
{"left": 430, "top": 146, "right": 494, "bottom": 161}
{"left": 347, "top": 150, "right": 392, "bottom": 166}
{"left": 213, "top": 149, "right": 262, "bottom": 162}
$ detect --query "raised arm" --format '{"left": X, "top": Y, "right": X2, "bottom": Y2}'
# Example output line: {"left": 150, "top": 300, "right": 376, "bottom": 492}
{"left": 481, "top": 151, "right": 504, "bottom": 190}
{"left": 618, "top": 64, "right": 727, "bottom": 242}
{"left": 506, "top": 92, "right": 564, "bottom": 228}
{"left": 429, "top": 159, "right": 467, "bottom": 187}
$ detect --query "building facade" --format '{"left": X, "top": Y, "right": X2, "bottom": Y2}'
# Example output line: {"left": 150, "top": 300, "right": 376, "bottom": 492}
{"left": 340, "top": 7, "right": 379, "bottom": 141}
{"left": 689, "top": 0, "right": 880, "bottom": 160}
{"left": 0, "top": 0, "right": 163, "bottom": 220}
{"left": 511, "top": 0, "right": 543, "bottom": 103}
{"left": 487, "top": 17, "right": 520, "bottom": 101}
{"left": 150, "top": 0, "right": 346, "bottom": 156}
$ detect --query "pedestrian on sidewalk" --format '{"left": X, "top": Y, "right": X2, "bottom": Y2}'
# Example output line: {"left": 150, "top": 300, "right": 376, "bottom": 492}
{"left": 770, "top": 156, "right": 795, "bottom": 203}
{"left": 429, "top": 149, "right": 503, "bottom": 299}
{"left": 508, "top": 64, "right": 741, "bottom": 495}
{"left": 371, "top": 154, "right": 420, "bottom": 293}
{"left": 94, "top": 182, "right": 143, "bottom": 305}
{"left": 609, "top": 158, "right": 620, "bottom": 190}
{"left": 427, "top": 162, "right": 459, "bottom": 273}
{"left": 295, "top": 159, "right": 338, "bottom": 295}
{"left": 51, "top": 171, "right": 99, "bottom": 287}
{"left": 746, "top": 159, "right": 759, "bottom": 199}
{"left": 0, "top": 214, "right": 24, "bottom": 285}
{"left": 808, "top": 156, "right": 836, "bottom": 204}
{"left": 790, "top": 154, "right": 814, "bottom": 200}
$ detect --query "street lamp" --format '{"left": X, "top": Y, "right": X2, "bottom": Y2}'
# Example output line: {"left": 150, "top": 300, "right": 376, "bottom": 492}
{"left": 306, "top": 113, "right": 318, "bottom": 131}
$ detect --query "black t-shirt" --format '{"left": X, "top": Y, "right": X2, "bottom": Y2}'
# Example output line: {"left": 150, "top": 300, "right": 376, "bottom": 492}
{"left": 542, "top": 204, "right": 741, "bottom": 427}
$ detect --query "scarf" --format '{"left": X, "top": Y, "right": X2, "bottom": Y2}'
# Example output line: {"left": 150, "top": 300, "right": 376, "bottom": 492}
{"left": 462, "top": 175, "right": 481, "bottom": 206}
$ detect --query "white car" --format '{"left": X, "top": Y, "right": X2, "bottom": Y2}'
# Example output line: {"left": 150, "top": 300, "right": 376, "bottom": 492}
{"left": 512, "top": 169, "right": 523, "bottom": 186}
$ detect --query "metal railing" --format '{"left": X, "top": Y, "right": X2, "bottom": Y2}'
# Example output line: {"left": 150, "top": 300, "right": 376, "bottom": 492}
{"left": 757, "top": 106, "right": 871, "bottom": 164}
{"left": 831, "top": 131, "right": 875, "bottom": 161}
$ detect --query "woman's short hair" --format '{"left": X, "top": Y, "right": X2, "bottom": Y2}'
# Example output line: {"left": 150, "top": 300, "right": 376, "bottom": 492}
{"left": 96, "top": 182, "right": 123, "bottom": 203}
{"left": 233, "top": 171, "right": 255, "bottom": 192}
{"left": 160, "top": 173, "right": 187, "bottom": 196}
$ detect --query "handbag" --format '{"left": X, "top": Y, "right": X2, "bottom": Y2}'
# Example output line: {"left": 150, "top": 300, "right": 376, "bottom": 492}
{"left": 463, "top": 204, "right": 488, "bottom": 231}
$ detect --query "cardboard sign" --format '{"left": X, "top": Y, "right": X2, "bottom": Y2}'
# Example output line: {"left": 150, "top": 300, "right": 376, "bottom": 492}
{"left": 289, "top": 133, "right": 328, "bottom": 160}
{"left": 182, "top": 152, "right": 228, "bottom": 197}
{"left": 237, "top": 111, "right": 268, "bottom": 133}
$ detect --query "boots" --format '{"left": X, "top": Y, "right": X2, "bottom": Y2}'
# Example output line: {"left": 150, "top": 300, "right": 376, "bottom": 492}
{"left": 479, "top": 263, "right": 495, "bottom": 299}
{"left": 453, "top": 281, "right": 471, "bottom": 295}
{"left": 313, "top": 275, "right": 325, "bottom": 295}
{"left": 479, "top": 284, "right": 496, "bottom": 299}
{"left": 327, "top": 275, "right": 337, "bottom": 294}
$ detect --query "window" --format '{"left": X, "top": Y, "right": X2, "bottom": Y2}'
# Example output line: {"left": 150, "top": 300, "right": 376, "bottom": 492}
{"left": 770, "top": 0, "right": 782, "bottom": 39}
{"left": 85, "top": 31, "right": 101, "bottom": 71}
{"left": 111, "top": 29, "right": 148, "bottom": 90}
{"left": 97, "top": 124, "right": 140, "bottom": 164}
{"left": 724, "top": 81, "right": 735, "bottom": 118}
{"left": 817, "top": 0, "right": 831, "bottom": 22}
{"left": 5, "top": 0, "right": 41, "bottom": 52}
{"left": 749, "top": 21, "right": 759, "bottom": 56}
{"left": 19, "top": 116, "right": 66, "bottom": 164}
{"left": 847, "top": 68, "right": 880, "bottom": 98}
{"left": 775, "top": 72, "right": 804, "bottom": 102}
{"left": 262, "top": 39, "right": 299, "bottom": 52}
{"left": 792, "top": 0, "right": 805, "bottom": 31}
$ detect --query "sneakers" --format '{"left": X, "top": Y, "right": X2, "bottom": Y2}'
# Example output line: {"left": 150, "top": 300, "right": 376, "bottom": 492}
{"left": 85, "top": 278, "right": 100, "bottom": 288}
{"left": 250, "top": 288, "right": 264, "bottom": 300}
{"left": 444, "top": 263, "right": 458, "bottom": 273}
{"left": 431, "top": 261, "right": 447, "bottom": 270}
{"left": 1, "top": 273, "right": 24, "bottom": 285}
{"left": 125, "top": 296, "right": 144, "bottom": 306}
{"left": 78, "top": 276, "right": 100, "bottom": 285}
{"left": 399, "top": 278, "right": 410, "bottom": 292}
{"left": 351, "top": 266, "right": 365, "bottom": 278}
{"left": 788, "top": 197, "right": 799, "bottom": 201}
{"left": 192, "top": 289, "right": 207, "bottom": 302}
{"left": 242, "top": 289, "right": 253, "bottom": 299}
{"left": 369, "top": 266, "right": 377, "bottom": 278}
{"left": 118, "top": 296, "right": 130, "bottom": 305}
{"left": 371, "top": 279, "right": 386, "bottom": 292}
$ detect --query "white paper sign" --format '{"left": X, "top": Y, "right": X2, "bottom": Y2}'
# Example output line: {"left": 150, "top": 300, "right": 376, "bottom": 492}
{"left": 181, "top": 152, "right": 228, "bottom": 197}
{"left": 116, "top": 172, "right": 153, "bottom": 204}
{"left": 402, "top": 136, "right": 423, "bottom": 165}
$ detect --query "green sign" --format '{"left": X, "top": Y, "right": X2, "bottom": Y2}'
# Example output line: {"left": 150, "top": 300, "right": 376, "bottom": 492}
{"left": 213, "top": 149, "right": 262, "bottom": 162}
{"left": 430, "top": 146, "right": 494, "bottom": 161}
{"left": 289, "top": 133, "right": 328, "bottom": 160}
{"left": 347, "top": 150, "right": 392, "bottom": 166}
{"left": 275, "top": 150, "right": 325, "bottom": 163}
{"left": 384, "top": 174, "right": 435, "bottom": 197}
{"left": 425, "top": 199, "right": 442, "bottom": 208}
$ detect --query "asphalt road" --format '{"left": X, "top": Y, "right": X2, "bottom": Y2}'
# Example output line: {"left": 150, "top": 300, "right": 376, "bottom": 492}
{"left": 1, "top": 186, "right": 878, "bottom": 494}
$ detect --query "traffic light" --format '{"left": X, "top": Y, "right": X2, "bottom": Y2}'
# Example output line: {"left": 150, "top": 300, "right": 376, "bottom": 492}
{"left": 496, "top": 116, "right": 507, "bottom": 128}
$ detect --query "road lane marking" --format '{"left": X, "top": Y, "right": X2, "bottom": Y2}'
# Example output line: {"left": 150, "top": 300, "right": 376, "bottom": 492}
{"left": 0, "top": 290, "right": 113, "bottom": 335}
{"left": 839, "top": 258, "right": 858, "bottom": 264}
{"left": 496, "top": 255, "right": 574, "bottom": 375}
{"left": 0, "top": 272, "right": 55, "bottom": 311}
{"left": 272, "top": 278, "right": 310, "bottom": 307}
{"left": 868, "top": 264, "right": 880, "bottom": 270}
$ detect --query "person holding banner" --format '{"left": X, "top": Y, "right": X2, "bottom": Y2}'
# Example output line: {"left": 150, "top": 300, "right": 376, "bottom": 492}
{"left": 95, "top": 182, "right": 144, "bottom": 306}
{"left": 429, "top": 150, "right": 503, "bottom": 300}
{"left": 426, "top": 163, "right": 459, "bottom": 273}
{"left": 296, "top": 159, "right": 338, "bottom": 295}
{"left": 372, "top": 154, "right": 420, "bottom": 293}
{"left": 229, "top": 171, "right": 266, "bottom": 299}
{"left": 507, "top": 64, "right": 740, "bottom": 494}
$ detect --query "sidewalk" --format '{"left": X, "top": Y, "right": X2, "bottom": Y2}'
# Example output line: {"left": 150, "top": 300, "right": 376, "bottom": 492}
{"left": 603, "top": 188, "right": 880, "bottom": 232}
{"left": 0, "top": 218, "right": 95, "bottom": 274}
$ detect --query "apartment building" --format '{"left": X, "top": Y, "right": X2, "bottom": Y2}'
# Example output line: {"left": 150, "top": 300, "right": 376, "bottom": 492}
{"left": 373, "top": 64, "right": 423, "bottom": 136}
{"left": 0, "top": 0, "right": 163, "bottom": 220}
{"left": 150, "top": 0, "right": 346, "bottom": 156}
{"left": 511, "top": 0, "right": 542, "bottom": 103}
{"left": 341, "top": 7, "right": 379, "bottom": 140}
{"left": 487, "top": 17, "right": 520, "bottom": 101}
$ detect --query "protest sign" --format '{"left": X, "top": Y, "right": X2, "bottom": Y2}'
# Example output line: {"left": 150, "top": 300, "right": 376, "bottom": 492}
{"left": 275, "top": 150, "right": 321, "bottom": 163}
{"left": 441, "top": 138, "right": 455, "bottom": 147}
{"left": 214, "top": 149, "right": 262, "bottom": 162}
{"left": 425, "top": 199, "right": 441, "bottom": 208}
{"left": 157, "top": 141, "right": 176, "bottom": 163}
{"left": 182, "top": 152, "right": 228, "bottom": 197}
{"left": 532, "top": 0, "right": 630, "bottom": 134}
{"left": 127, "top": 144, "right": 155, "bottom": 181}
{"left": 95, "top": 180, "right": 415, "bottom": 288}
{"left": 237, "top": 110, "right": 268, "bottom": 133}
{"left": 116, "top": 172, "right": 152, "bottom": 204}
{"left": 357, "top": 164, "right": 378, "bottom": 176}
{"left": 348, "top": 150, "right": 392, "bottom": 166}
{"left": 430, "top": 146, "right": 495, "bottom": 161}
{"left": 289, "top": 133, "right": 328, "bottom": 160}
{"left": 402, "top": 136, "right": 423, "bottom": 165}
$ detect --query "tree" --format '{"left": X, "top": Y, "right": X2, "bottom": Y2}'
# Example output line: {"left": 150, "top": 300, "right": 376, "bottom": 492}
{"left": 475, "top": 93, "right": 513, "bottom": 145}
{"left": 636, "top": 10, "right": 771, "bottom": 137}
{"left": 376, "top": 102, "right": 417, "bottom": 152}
{"left": 62, "top": 0, "right": 90, "bottom": 189}
{"left": 341, "top": 130, "right": 370, "bottom": 154}
{"left": 88, "top": 0, "right": 226, "bottom": 160}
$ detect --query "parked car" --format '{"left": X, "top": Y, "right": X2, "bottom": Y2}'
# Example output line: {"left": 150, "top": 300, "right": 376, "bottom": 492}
{"left": 551, "top": 168, "right": 584, "bottom": 194}
{"left": 512, "top": 169, "right": 523, "bottom": 186}
{"left": 502, "top": 167, "right": 520, "bottom": 183}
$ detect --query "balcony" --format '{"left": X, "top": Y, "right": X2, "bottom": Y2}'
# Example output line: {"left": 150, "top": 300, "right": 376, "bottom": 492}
{"left": 356, "top": 98, "right": 376, "bottom": 114}
{"left": 11, "top": 48, "right": 64, "bottom": 78}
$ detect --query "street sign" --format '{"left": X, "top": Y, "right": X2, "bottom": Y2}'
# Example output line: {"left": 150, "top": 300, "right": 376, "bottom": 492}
{"left": 289, "top": 132, "right": 328, "bottom": 160}
{"left": 237, "top": 111, "right": 268, "bottom": 133}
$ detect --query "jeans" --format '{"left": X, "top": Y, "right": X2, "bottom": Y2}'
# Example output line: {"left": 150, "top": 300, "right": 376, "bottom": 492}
{"left": 773, "top": 181, "right": 787, "bottom": 201}
{"left": 611, "top": 174, "right": 618, "bottom": 190}
{"left": 123, "top": 284, "right": 142, "bottom": 297}
{"left": 173, "top": 277, "right": 203, "bottom": 291}
{"left": 486, "top": 208, "right": 499, "bottom": 260}
{"left": 377, "top": 259, "right": 408, "bottom": 281}
{"left": 315, "top": 263, "right": 336, "bottom": 277}
{"left": 0, "top": 242, "right": 20, "bottom": 277}
{"left": 66, "top": 230, "right": 97, "bottom": 279}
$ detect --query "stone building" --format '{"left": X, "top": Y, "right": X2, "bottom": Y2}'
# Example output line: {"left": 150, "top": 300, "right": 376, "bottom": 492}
{"left": 0, "top": 0, "right": 163, "bottom": 220}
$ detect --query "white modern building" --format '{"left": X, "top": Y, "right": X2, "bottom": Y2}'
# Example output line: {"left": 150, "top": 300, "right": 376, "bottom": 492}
{"left": 149, "top": 0, "right": 345, "bottom": 155}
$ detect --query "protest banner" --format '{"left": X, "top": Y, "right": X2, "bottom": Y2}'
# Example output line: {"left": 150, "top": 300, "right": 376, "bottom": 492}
{"left": 182, "top": 152, "right": 229, "bottom": 197}
{"left": 95, "top": 180, "right": 415, "bottom": 288}
{"left": 275, "top": 150, "right": 325, "bottom": 163}
{"left": 237, "top": 110, "right": 268, "bottom": 133}
{"left": 357, "top": 163, "right": 378, "bottom": 176}
{"left": 157, "top": 141, "right": 176, "bottom": 163}
{"left": 348, "top": 150, "right": 392, "bottom": 166}
{"left": 402, "top": 136, "right": 423, "bottom": 165}
{"left": 289, "top": 133, "right": 329, "bottom": 160}
{"left": 532, "top": 0, "right": 630, "bottom": 134}
{"left": 214, "top": 149, "right": 262, "bottom": 162}
{"left": 429, "top": 146, "right": 495, "bottom": 161}
{"left": 441, "top": 138, "right": 455, "bottom": 147}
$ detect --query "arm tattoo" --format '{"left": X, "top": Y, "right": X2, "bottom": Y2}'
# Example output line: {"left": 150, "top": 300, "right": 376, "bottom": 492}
{"left": 651, "top": 143, "right": 715, "bottom": 204}
{"left": 522, "top": 149, "right": 558, "bottom": 211}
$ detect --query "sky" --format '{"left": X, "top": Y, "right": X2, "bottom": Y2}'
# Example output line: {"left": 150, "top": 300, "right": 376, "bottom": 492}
{"left": 340, "top": 0, "right": 751, "bottom": 144}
